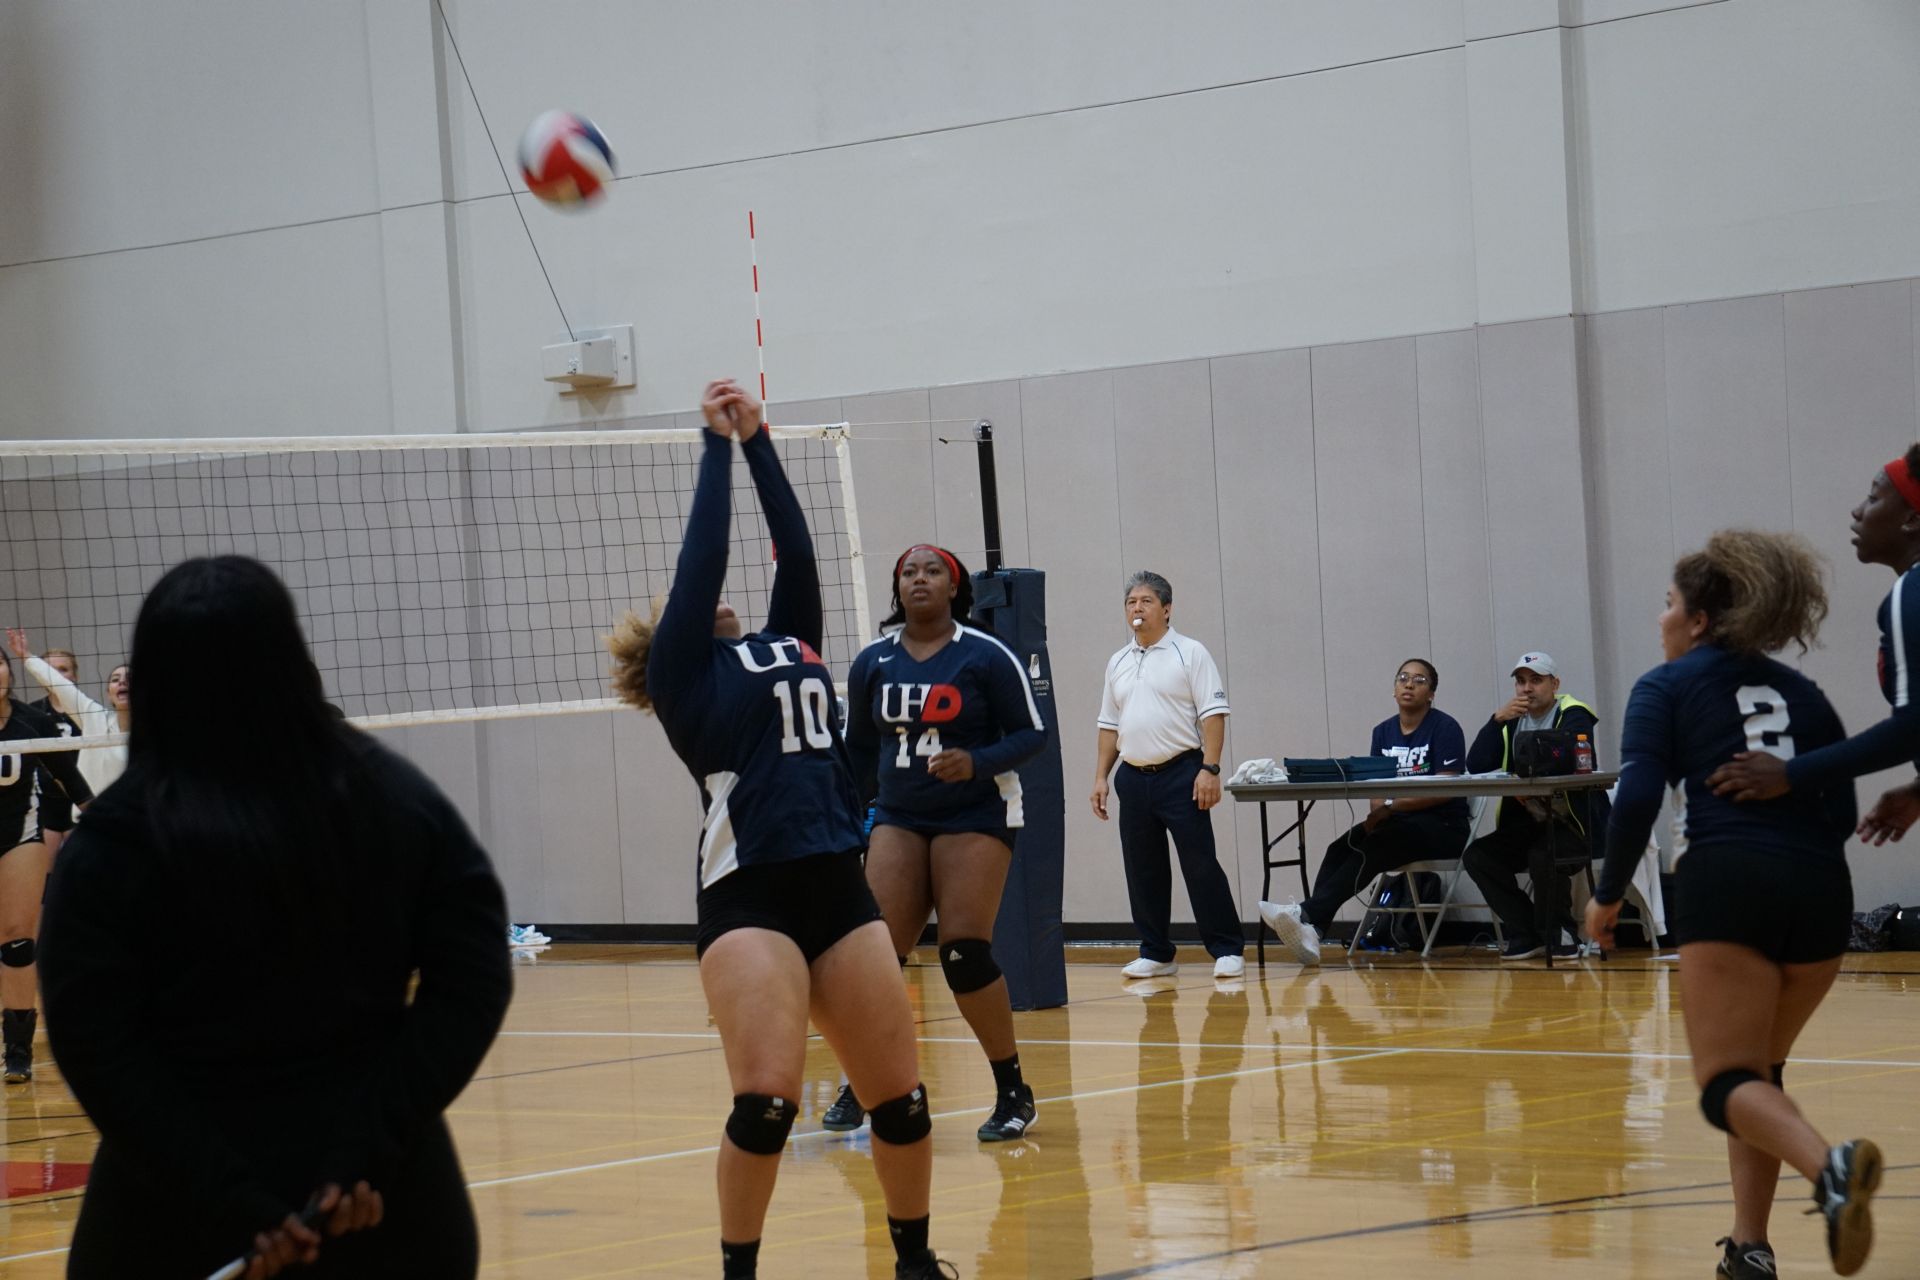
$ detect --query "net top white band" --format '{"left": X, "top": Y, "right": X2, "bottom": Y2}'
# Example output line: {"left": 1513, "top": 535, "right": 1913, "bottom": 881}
{"left": 0, "top": 423, "right": 851, "bottom": 457}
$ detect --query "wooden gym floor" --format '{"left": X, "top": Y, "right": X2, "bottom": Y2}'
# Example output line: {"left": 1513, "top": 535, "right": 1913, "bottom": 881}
{"left": 0, "top": 945, "right": 1916, "bottom": 1278}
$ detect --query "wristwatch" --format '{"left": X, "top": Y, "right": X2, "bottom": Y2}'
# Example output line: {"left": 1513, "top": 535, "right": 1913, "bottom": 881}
{"left": 1199, "top": 762, "right": 1221, "bottom": 776}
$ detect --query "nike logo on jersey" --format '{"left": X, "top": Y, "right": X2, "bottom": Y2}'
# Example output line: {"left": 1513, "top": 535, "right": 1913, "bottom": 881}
{"left": 877, "top": 654, "right": 895, "bottom": 663}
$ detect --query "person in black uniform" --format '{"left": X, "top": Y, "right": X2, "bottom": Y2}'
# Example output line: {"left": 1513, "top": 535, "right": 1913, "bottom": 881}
{"left": 606, "top": 380, "right": 952, "bottom": 1280}
{"left": 0, "top": 651, "right": 92, "bottom": 1084}
{"left": 38, "top": 556, "right": 512, "bottom": 1278}
{"left": 25, "top": 648, "right": 83, "bottom": 859}
{"left": 1585, "top": 531, "right": 1879, "bottom": 1279}
{"left": 1710, "top": 445, "right": 1920, "bottom": 838}
{"left": 831, "top": 545, "right": 1046, "bottom": 1142}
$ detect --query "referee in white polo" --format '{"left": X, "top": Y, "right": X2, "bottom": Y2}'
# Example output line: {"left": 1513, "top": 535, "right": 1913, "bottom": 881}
{"left": 1091, "top": 570, "right": 1245, "bottom": 980}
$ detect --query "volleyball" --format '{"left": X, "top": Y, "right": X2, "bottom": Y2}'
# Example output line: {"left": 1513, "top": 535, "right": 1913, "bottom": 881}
{"left": 517, "top": 110, "right": 615, "bottom": 206}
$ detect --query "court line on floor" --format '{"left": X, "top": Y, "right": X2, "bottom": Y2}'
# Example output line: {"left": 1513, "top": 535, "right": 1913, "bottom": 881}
{"left": 1082, "top": 1171, "right": 1920, "bottom": 1278}
{"left": 462, "top": 1047, "right": 1409, "bottom": 1190}
{"left": 495, "top": 1029, "right": 1920, "bottom": 1071}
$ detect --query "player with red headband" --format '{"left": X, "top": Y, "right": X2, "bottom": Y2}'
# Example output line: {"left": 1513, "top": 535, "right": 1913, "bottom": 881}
{"left": 834, "top": 544, "right": 1048, "bottom": 1143}
{"left": 1709, "top": 445, "right": 1920, "bottom": 842}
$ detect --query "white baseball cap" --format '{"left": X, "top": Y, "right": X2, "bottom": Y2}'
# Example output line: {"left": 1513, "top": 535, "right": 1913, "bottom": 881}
{"left": 1512, "top": 652, "right": 1558, "bottom": 678}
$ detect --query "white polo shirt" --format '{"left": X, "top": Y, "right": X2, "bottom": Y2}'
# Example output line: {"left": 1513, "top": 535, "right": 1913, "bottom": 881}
{"left": 1097, "top": 627, "right": 1230, "bottom": 767}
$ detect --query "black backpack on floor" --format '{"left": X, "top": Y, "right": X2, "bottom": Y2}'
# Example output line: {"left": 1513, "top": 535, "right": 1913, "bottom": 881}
{"left": 1357, "top": 871, "right": 1446, "bottom": 951}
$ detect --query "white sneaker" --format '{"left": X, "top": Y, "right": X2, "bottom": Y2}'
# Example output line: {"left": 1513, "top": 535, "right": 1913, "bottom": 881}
{"left": 1257, "top": 901, "right": 1321, "bottom": 966}
{"left": 508, "top": 924, "right": 552, "bottom": 948}
{"left": 1120, "top": 956, "right": 1179, "bottom": 979}
{"left": 1212, "top": 954, "right": 1245, "bottom": 979}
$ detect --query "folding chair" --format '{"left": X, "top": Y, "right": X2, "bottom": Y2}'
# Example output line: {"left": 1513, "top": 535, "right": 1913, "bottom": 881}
{"left": 1347, "top": 796, "right": 1491, "bottom": 959}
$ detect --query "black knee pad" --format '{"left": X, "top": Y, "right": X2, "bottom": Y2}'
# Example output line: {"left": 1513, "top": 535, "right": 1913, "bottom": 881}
{"left": 1771, "top": 1061, "right": 1785, "bottom": 1088}
{"left": 1700, "top": 1068, "right": 1766, "bottom": 1134}
{"left": 939, "top": 937, "right": 1000, "bottom": 995}
{"left": 724, "top": 1093, "right": 797, "bottom": 1156}
{"left": 0, "top": 939, "right": 34, "bottom": 969}
{"left": 868, "top": 1083, "right": 931, "bottom": 1146}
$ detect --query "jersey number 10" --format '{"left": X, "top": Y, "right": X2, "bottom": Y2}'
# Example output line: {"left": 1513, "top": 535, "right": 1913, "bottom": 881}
{"left": 1736, "top": 685, "right": 1796, "bottom": 761}
{"left": 772, "top": 678, "right": 835, "bottom": 754}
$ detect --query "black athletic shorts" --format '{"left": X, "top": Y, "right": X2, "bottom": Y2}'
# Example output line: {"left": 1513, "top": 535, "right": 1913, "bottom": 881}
{"left": 695, "top": 849, "right": 883, "bottom": 963}
{"left": 38, "top": 795, "right": 74, "bottom": 835}
{"left": 1674, "top": 843, "right": 1852, "bottom": 964}
{"left": 871, "top": 805, "right": 1015, "bottom": 851}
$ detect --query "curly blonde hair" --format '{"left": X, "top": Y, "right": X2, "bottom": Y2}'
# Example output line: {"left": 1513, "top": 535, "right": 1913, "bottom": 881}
{"left": 605, "top": 596, "right": 666, "bottom": 712}
{"left": 1673, "top": 530, "right": 1829, "bottom": 655}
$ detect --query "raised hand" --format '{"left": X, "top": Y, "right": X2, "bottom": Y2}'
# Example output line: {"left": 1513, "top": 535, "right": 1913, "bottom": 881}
{"left": 699, "top": 379, "right": 765, "bottom": 441}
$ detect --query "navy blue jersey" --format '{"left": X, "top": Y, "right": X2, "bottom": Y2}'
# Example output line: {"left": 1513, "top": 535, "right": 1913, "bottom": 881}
{"left": 1598, "top": 644, "right": 1855, "bottom": 902}
{"left": 1873, "top": 565, "right": 1920, "bottom": 711}
{"left": 1788, "top": 565, "right": 1920, "bottom": 788}
{"left": 845, "top": 624, "right": 1046, "bottom": 827}
{"left": 646, "top": 431, "right": 865, "bottom": 888}
{"left": 1369, "top": 709, "right": 1470, "bottom": 825}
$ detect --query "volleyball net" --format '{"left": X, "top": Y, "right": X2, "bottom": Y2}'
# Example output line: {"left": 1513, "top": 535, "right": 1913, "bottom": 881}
{"left": 0, "top": 424, "right": 870, "bottom": 753}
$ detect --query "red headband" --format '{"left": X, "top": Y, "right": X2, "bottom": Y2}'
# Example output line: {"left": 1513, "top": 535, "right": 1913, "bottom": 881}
{"left": 1887, "top": 458, "right": 1920, "bottom": 513}
{"left": 895, "top": 544, "right": 962, "bottom": 586}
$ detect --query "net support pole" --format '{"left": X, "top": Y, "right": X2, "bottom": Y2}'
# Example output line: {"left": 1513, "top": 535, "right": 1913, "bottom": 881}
{"left": 969, "top": 420, "right": 1066, "bottom": 1008}
{"left": 828, "top": 424, "right": 872, "bottom": 643}
{"left": 974, "top": 419, "right": 1003, "bottom": 573}
{"left": 974, "top": 565, "right": 1066, "bottom": 1009}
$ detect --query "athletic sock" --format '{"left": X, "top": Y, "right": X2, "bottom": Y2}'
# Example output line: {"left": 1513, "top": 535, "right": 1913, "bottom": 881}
{"left": 888, "top": 1215, "right": 931, "bottom": 1263}
{"left": 721, "top": 1238, "right": 760, "bottom": 1278}
{"left": 989, "top": 1053, "right": 1023, "bottom": 1095}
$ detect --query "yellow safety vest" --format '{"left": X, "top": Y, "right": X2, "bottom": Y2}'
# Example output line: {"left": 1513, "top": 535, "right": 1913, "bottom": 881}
{"left": 1497, "top": 694, "right": 1598, "bottom": 832}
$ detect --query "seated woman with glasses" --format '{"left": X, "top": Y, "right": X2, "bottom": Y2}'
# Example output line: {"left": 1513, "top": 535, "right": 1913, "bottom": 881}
{"left": 1259, "top": 658, "right": 1471, "bottom": 965}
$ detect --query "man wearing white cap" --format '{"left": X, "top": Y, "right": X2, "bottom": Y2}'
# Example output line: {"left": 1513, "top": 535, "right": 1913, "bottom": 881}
{"left": 1462, "top": 652, "right": 1609, "bottom": 959}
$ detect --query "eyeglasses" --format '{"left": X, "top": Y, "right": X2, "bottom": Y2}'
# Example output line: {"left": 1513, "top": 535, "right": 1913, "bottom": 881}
{"left": 1395, "top": 673, "right": 1431, "bottom": 687}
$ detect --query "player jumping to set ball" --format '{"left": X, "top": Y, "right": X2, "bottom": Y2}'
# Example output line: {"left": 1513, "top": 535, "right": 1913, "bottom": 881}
{"left": 607, "top": 380, "right": 955, "bottom": 1280}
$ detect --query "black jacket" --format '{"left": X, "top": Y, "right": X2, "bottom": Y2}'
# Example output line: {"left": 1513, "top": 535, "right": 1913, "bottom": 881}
{"left": 40, "top": 737, "right": 511, "bottom": 1278}
{"left": 1466, "top": 696, "right": 1611, "bottom": 859}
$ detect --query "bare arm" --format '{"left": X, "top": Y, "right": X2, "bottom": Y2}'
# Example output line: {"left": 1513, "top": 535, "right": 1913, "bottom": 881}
{"left": 1090, "top": 727, "right": 1120, "bottom": 820}
{"left": 1193, "top": 713, "right": 1226, "bottom": 811}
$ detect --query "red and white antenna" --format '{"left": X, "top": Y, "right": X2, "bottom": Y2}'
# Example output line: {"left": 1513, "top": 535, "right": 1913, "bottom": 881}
{"left": 748, "top": 210, "right": 768, "bottom": 422}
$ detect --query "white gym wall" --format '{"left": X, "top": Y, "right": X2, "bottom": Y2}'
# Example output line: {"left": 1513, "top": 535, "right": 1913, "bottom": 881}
{"left": 3, "top": 0, "right": 1918, "bottom": 927}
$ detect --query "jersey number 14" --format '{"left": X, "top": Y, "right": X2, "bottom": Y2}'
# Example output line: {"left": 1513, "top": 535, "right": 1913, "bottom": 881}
{"left": 893, "top": 726, "right": 942, "bottom": 768}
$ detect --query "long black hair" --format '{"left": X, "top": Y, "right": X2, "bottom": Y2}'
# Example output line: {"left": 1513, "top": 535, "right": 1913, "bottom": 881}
{"left": 126, "top": 557, "right": 362, "bottom": 911}
{"left": 880, "top": 544, "right": 976, "bottom": 631}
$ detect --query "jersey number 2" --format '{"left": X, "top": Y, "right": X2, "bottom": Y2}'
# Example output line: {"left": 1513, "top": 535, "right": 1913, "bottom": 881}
{"left": 1736, "top": 685, "right": 1796, "bottom": 761}
{"left": 773, "top": 678, "right": 834, "bottom": 753}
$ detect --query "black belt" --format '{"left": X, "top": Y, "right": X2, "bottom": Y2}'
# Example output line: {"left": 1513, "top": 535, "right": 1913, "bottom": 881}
{"left": 1127, "top": 749, "right": 1201, "bottom": 774}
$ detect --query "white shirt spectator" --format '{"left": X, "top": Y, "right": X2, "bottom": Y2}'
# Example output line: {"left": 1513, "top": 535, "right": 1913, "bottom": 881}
{"left": 1097, "top": 628, "right": 1229, "bottom": 767}
{"left": 25, "top": 656, "right": 127, "bottom": 800}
